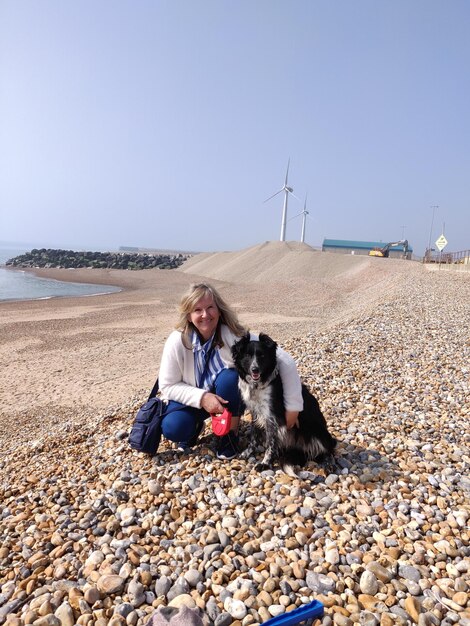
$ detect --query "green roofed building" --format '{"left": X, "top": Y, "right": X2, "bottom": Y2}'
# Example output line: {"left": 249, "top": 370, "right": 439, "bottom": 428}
{"left": 322, "top": 239, "right": 413, "bottom": 259}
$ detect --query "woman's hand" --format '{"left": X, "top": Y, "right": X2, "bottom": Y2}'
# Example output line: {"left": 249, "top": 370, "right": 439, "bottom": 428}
{"left": 201, "top": 392, "right": 227, "bottom": 414}
{"left": 285, "top": 410, "right": 299, "bottom": 429}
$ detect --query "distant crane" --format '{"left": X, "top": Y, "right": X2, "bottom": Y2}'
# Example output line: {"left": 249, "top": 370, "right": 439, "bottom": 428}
{"left": 369, "top": 239, "right": 409, "bottom": 258}
{"left": 264, "top": 159, "right": 298, "bottom": 241}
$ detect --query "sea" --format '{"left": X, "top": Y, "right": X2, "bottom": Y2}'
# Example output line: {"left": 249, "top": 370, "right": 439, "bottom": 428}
{"left": 0, "top": 246, "right": 121, "bottom": 302}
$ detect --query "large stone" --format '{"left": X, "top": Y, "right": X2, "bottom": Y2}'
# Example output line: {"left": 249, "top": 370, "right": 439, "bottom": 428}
{"left": 360, "top": 571, "right": 379, "bottom": 596}
{"left": 167, "top": 594, "right": 196, "bottom": 609}
{"left": 96, "top": 575, "right": 126, "bottom": 595}
{"left": 224, "top": 597, "right": 247, "bottom": 620}
{"left": 32, "top": 617, "right": 61, "bottom": 626}
{"left": 404, "top": 596, "right": 421, "bottom": 623}
{"left": 366, "top": 561, "right": 393, "bottom": 583}
{"left": 54, "top": 602, "right": 74, "bottom": 626}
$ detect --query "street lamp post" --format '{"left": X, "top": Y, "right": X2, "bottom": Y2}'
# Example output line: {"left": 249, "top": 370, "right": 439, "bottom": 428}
{"left": 427, "top": 205, "right": 438, "bottom": 261}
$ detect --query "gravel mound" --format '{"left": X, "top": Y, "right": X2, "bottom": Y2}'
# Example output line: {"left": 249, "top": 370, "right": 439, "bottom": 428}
{"left": 180, "top": 241, "right": 403, "bottom": 284}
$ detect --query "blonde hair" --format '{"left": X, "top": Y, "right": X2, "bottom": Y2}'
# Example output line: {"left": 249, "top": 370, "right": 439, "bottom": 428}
{"left": 176, "top": 283, "right": 246, "bottom": 349}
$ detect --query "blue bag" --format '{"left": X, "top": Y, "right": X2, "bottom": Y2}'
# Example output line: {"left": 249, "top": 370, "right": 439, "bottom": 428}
{"left": 129, "top": 396, "right": 166, "bottom": 454}
{"left": 129, "top": 378, "right": 176, "bottom": 455}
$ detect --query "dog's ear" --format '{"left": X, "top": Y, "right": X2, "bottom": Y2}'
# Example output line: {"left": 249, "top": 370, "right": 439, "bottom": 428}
{"left": 231, "top": 332, "right": 251, "bottom": 360}
{"left": 259, "top": 333, "right": 277, "bottom": 351}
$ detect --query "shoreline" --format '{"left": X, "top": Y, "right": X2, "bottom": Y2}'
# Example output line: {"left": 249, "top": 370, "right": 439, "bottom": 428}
{"left": 4, "top": 263, "right": 136, "bottom": 285}
{"left": 1, "top": 265, "right": 123, "bottom": 303}
{"left": 0, "top": 289, "right": 123, "bottom": 304}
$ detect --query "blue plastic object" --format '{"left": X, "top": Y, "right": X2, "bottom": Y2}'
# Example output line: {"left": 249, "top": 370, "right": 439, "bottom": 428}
{"left": 262, "top": 599, "right": 324, "bottom": 625}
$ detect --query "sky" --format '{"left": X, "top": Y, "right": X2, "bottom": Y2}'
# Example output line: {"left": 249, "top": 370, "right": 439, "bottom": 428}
{"left": 1, "top": 1, "right": 469, "bottom": 257}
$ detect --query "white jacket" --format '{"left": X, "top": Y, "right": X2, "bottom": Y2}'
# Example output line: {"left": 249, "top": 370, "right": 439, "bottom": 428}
{"left": 159, "top": 325, "right": 304, "bottom": 411}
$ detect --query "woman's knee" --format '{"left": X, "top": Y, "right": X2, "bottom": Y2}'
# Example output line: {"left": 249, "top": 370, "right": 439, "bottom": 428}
{"left": 214, "top": 368, "right": 242, "bottom": 414}
{"left": 161, "top": 407, "right": 200, "bottom": 442}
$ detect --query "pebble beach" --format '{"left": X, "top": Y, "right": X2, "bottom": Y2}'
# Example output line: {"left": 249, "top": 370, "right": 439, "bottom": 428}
{"left": 1, "top": 243, "right": 469, "bottom": 626}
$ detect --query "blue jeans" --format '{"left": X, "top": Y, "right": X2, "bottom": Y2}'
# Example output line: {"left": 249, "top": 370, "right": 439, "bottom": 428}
{"left": 161, "top": 368, "right": 242, "bottom": 443}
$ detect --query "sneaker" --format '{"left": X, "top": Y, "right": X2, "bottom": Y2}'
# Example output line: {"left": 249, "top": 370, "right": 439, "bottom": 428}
{"left": 177, "top": 420, "right": 205, "bottom": 452}
{"left": 216, "top": 432, "right": 239, "bottom": 460}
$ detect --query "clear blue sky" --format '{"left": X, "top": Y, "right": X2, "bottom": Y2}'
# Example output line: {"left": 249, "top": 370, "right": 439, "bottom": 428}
{"left": 1, "top": 1, "right": 469, "bottom": 256}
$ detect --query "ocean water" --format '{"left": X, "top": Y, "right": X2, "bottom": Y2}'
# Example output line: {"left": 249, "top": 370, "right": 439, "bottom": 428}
{"left": 0, "top": 247, "right": 121, "bottom": 302}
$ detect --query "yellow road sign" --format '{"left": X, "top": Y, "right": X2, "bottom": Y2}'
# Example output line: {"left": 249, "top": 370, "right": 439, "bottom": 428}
{"left": 435, "top": 235, "right": 448, "bottom": 251}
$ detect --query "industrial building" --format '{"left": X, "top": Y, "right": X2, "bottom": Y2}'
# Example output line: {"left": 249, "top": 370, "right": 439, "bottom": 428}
{"left": 322, "top": 239, "right": 413, "bottom": 259}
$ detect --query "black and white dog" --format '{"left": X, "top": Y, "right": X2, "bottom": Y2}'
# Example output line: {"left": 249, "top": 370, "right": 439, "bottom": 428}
{"left": 232, "top": 332, "right": 337, "bottom": 476}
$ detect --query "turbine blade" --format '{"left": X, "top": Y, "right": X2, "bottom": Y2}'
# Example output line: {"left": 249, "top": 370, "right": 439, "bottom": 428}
{"left": 285, "top": 158, "right": 290, "bottom": 186}
{"left": 289, "top": 191, "right": 301, "bottom": 201}
{"left": 263, "top": 189, "right": 283, "bottom": 203}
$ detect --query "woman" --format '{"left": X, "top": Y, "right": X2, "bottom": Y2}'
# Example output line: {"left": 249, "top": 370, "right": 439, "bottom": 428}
{"left": 159, "top": 283, "right": 304, "bottom": 459}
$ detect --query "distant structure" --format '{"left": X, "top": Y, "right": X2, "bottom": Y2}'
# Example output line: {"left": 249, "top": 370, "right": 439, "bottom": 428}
{"left": 322, "top": 239, "right": 413, "bottom": 259}
{"left": 264, "top": 159, "right": 297, "bottom": 242}
{"left": 424, "top": 248, "right": 470, "bottom": 265}
{"left": 119, "top": 245, "right": 196, "bottom": 255}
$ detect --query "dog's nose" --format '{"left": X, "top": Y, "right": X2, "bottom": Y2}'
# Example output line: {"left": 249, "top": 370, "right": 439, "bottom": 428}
{"left": 251, "top": 367, "right": 259, "bottom": 374}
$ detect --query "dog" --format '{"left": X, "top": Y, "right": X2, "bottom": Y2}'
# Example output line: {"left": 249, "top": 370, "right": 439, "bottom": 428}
{"left": 231, "top": 332, "right": 337, "bottom": 476}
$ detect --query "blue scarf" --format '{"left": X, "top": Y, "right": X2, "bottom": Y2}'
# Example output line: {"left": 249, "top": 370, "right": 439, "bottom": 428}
{"left": 192, "top": 331, "right": 226, "bottom": 390}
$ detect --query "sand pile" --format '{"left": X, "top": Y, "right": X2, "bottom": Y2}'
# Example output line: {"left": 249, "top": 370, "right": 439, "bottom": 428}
{"left": 181, "top": 241, "right": 395, "bottom": 284}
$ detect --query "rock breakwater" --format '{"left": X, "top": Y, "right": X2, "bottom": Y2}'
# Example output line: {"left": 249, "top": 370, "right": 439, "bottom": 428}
{"left": 0, "top": 270, "right": 469, "bottom": 626}
{"left": 6, "top": 249, "right": 189, "bottom": 271}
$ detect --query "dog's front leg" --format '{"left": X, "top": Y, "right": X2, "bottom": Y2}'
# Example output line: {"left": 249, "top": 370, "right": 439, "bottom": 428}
{"left": 255, "top": 414, "right": 278, "bottom": 472}
{"left": 240, "top": 417, "right": 257, "bottom": 459}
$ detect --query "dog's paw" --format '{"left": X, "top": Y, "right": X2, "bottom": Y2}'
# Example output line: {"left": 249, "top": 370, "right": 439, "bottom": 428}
{"left": 240, "top": 446, "right": 255, "bottom": 460}
{"left": 255, "top": 462, "right": 271, "bottom": 472}
{"left": 319, "top": 454, "right": 339, "bottom": 475}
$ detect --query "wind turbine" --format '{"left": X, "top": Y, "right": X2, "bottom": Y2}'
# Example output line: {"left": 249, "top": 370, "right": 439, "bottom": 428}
{"left": 300, "top": 195, "right": 309, "bottom": 243}
{"left": 264, "top": 159, "right": 297, "bottom": 241}
{"left": 290, "top": 194, "right": 310, "bottom": 243}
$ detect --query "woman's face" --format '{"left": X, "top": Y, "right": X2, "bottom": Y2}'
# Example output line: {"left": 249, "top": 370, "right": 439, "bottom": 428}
{"left": 188, "top": 293, "right": 220, "bottom": 341}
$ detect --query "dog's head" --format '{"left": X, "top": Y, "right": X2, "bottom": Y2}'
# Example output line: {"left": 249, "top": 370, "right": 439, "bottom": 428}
{"left": 231, "top": 332, "right": 278, "bottom": 386}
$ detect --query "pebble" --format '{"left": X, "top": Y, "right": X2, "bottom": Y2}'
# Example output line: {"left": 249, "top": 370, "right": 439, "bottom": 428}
{"left": 224, "top": 597, "right": 248, "bottom": 619}
{"left": 167, "top": 594, "right": 196, "bottom": 609}
{"left": 359, "top": 571, "right": 379, "bottom": 596}
{"left": 54, "top": 602, "right": 74, "bottom": 626}
{"left": 360, "top": 612, "right": 379, "bottom": 626}
{"left": 325, "top": 546, "right": 340, "bottom": 565}
{"left": 0, "top": 270, "right": 469, "bottom": 626}
{"left": 404, "top": 596, "right": 421, "bottom": 623}
{"left": 306, "top": 572, "right": 337, "bottom": 594}
{"left": 96, "top": 575, "right": 126, "bottom": 595}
